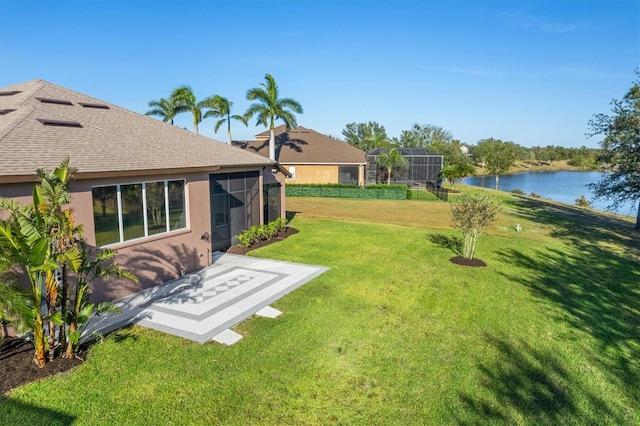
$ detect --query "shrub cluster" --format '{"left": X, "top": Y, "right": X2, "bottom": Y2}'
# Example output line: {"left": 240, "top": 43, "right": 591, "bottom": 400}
{"left": 236, "top": 217, "right": 289, "bottom": 248}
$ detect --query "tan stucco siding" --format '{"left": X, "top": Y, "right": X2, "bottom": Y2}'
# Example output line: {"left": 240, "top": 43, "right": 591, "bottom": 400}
{"left": 283, "top": 164, "right": 365, "bottom": 186}
{"left": 286, "top": 165, "right": 338, "bottom": 184}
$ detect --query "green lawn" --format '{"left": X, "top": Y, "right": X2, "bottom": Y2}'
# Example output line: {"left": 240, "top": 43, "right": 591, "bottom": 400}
{"left": 1, "top": 192, "right": 638, "bottom": 424}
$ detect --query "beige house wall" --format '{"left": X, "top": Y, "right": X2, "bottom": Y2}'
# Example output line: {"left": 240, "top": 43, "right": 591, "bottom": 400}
{"left": 284, "top": 164, "right": 365, "bottom": 186}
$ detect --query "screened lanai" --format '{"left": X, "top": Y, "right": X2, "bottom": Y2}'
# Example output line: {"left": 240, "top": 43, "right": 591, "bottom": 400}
{"left": 366, "top": 148, "right": 444, "bottom": 186}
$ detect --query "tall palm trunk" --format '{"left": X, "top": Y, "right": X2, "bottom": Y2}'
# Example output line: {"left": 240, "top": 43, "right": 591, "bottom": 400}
{"left": 269, "top": 124, "right": 276, "bottom": 161}
{"left": 227, "top": 118, "right": 232, "bottom": 144}
{"left": 387, "top": 167, "right": 392, "bottom": 185}
{"left": 495, "top": 175, "right": 500, "bottom": 190}
{"left": 635, "top": 201, "right": 640, "bottom": 230}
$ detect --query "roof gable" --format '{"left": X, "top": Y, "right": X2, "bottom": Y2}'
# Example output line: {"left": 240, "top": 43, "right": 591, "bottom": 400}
{"left": 0, "top": 79, "right": 276, "bottom": 181}
{"left": 234, "top": 126, "right": 366, "bottom": 164}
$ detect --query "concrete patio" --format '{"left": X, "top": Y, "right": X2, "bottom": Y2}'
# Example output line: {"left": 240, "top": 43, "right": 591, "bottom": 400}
{"left": 86, "top": 253, "right": 329, "bottom": 345}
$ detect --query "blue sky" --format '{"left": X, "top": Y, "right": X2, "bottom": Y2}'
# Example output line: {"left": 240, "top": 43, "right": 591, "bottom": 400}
{"left": 1, "top": 0, "right": 638, "bottom": 148}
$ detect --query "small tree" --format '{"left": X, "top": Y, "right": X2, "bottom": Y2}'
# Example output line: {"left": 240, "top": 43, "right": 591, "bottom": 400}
{"left": 475, "top": 138, "right": 516, "bottom": 189}
{"left": 450, "top": 193, "right": 500, "bottom": 259}
{"left": 439, "top": 162, "right": 476, "bottom": 189}
{"left": 377, "top": 148, "right": 408, "bottom": 184}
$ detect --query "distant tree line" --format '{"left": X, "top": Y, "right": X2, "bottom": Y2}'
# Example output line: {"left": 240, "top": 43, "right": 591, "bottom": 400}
{"left": 341, "top": 121, "right": 603, "bottom": 188}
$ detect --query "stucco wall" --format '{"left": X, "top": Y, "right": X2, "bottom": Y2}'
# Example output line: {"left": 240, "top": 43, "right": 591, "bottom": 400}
{"left": 286, "top": 165, "right": 338, "bottom": 184}
{"left": 1, "top": 167, "right": 278, "bottom": 303}
{"left": 283, "top": 164, "right": 365, "bottom": 186}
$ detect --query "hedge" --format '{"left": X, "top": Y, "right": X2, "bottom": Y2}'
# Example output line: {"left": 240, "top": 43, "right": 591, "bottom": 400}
{"left": 286, "top": 183, "right": 408, "bottom": 199}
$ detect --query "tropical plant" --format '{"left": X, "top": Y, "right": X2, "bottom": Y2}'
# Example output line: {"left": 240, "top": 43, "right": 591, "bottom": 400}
{"left": 0, "top": 198, "right": 57, "bottom": 367}
{"left": 171, "top": 85, "right": 204, "bottom": 134}
{"left": 245, "top": 73, "right": 304, "bottom": 160}
{"left": 449, "top": 193, "right": 500, "bottom": 260}
{"left": 0, "top": 158, "right": 135, "bottom": 367}
{"left": 145, "top": 97, "right": 179, "bottom": 125}
{"left": 588, "top": 70, "right": 640, "bottom": 229}
{"left": 35, "top": 159, "right": 83, "bottom": 361}
{"left": 201, "top": 95, "right": 247, "bottom": 144}
{"left": 377, "top": 148, "right": 408, "bottom": 185}
{"left": 65, "top": 239, "right": 136, "bottom": 358}
{"left": 0, "top": 268, "right": 30, "bottom": 339}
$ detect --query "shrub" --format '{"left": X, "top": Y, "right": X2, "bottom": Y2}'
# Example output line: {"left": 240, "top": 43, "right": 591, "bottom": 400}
{"left": 235, "top": 218, "right": 290, "bottom": 248}
{"left": 529, "top": 192, "right": 542, "bottom": 198}
{"left": 575, "top": 195, "right": 592, "bottom": 208}
{"left": 450, "top": 193, "right": 501, "bottom": 260}
{"left": 511, "top": 189, "right": 525, "bottom": 195}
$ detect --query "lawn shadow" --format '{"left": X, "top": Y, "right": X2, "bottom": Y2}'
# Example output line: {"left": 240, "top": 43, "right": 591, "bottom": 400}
{"left": 455, "top": 334, "right": 629, "bottom": 424}
{"left": 426, "top": 233, "right": 463, "bottom": 257}
{"left": 495, "top": 196, "right": 640, "bottom": 407}
{"left": 286, "top": 211, "right": 300, "bottom": 222}
{"left": 0, "top": 396, "right": 75, "bottom": 425}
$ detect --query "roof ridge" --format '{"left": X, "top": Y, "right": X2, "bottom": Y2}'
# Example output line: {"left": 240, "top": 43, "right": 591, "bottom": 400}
{"left": 0, "top": 105, "right": 34, "bottom": 141}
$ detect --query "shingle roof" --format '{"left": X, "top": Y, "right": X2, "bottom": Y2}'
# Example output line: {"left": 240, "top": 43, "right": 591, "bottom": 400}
{"left": 233, "top": 126, "right": 366, "bottom": 164}
{"left": 0, "top": 79, "right": 276, "bottom": 182}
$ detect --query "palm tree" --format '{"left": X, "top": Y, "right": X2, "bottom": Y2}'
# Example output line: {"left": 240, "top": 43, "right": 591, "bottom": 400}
{"left": 171, "top": 85, "right": 203, "bottom": 134}
{"left": 201, "top": 95, "right": 247, "bottom": 144}
{"left": 244, "top": 73, "right": 303, "bottom": 160}
{"left": 377, "top": 148, "right": 408, "bottom": 184}
{"left": 145, "top": 97, "right": 178, "bottom": 125}
{"left": 0, "top": 270, "right": 30, "bottom": 339}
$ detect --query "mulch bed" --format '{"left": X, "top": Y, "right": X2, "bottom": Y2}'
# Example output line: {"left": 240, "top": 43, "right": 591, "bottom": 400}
{"left": 225, "top": 227, "right": 299, "bottom": 255}
{"left": 450, "top": 256, "right": 487, "bottom": 267}
{"left": 1, "top": 337, "right": 85, "bottom": 395}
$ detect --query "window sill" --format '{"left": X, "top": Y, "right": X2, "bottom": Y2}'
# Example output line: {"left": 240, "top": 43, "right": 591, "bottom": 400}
{"left": 97, "top": 228, "right": 192, "bottom": 250}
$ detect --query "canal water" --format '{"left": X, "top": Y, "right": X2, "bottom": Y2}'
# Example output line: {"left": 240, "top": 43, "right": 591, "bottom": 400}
{"left": 464, "top": 170, "right": 637, "bottom": 216}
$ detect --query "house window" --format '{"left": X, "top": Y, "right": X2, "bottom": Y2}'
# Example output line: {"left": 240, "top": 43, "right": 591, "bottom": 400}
{"left": 92, "top": 180, "right": 186, "bottom": 247}
{"left": 338, "top": 166, "right": 359, "bottom": 184}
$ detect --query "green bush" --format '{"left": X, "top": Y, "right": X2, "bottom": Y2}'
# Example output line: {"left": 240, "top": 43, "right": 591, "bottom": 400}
{"left": 511, "top": 189, "right": 525, "bottom": 195}
{"left": 235, "top": 218, "right": 290, "bottom": 248}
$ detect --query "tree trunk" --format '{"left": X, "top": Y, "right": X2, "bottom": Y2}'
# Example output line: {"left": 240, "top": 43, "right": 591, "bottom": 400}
{"left": 227, "top": 131, "right": 232, "bottom": 145}
{"left": 495, "top": 175, "right": 500, "bottom": 190}
{"left": 33, "top": 314, "right": 46, "bottom": 367}
{"left": 269, "top": 127, "right": 276, "bottom": 161}
{"left": 387, "top": 167, "right": 392, "bottom": 185}
{"left": 635, "top": 201, "right": 640, "bottom": 230}
{"left": 59, "top": 265, "right": 68, "bottom": 355}
{"left": 46, "top": 271, "right": 57, "bottom": 362}
{"left": 194, "top": 121, "right": 199, "bottom": 134}
{"left": 1, "top": 320, "right": 8, "bottom": 338}
{"left": 65, "top": 321, "right": 77, "bottom": 358}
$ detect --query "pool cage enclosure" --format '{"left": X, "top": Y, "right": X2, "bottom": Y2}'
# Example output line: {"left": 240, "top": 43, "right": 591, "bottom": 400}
{"left": 366, "top": 148, "right": 444, "bottom": 187}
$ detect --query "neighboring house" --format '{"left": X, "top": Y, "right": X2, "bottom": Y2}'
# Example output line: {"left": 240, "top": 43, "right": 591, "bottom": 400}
{"left": 232, "top": 125, "right": 366, "bottom": 186}
{"left": 0, "top": 79, "right": 287, "bottom": 301}
{"left": 366, "top": 148, "right": 444, "bottom": 185}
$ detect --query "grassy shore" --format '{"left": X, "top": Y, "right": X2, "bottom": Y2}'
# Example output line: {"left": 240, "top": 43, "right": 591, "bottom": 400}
{"left": 474, "top": 159, "right": 597, "bottom": 176}
{"left": 1, "top": 190, "right": 638, "bottom": 424}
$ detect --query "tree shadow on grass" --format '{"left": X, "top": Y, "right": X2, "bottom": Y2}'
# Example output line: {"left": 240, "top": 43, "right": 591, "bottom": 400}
{"left": 455, "top": 334, "right": 629, "bottom": 424}
{"left": 426, "top": 233, "right": 463, "bottom": 257}
{"left": 493, "top": 196, "right": 640, "bottom": 413}
{"left": 0, "top": 396, "right": 75, "bottom": 425}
